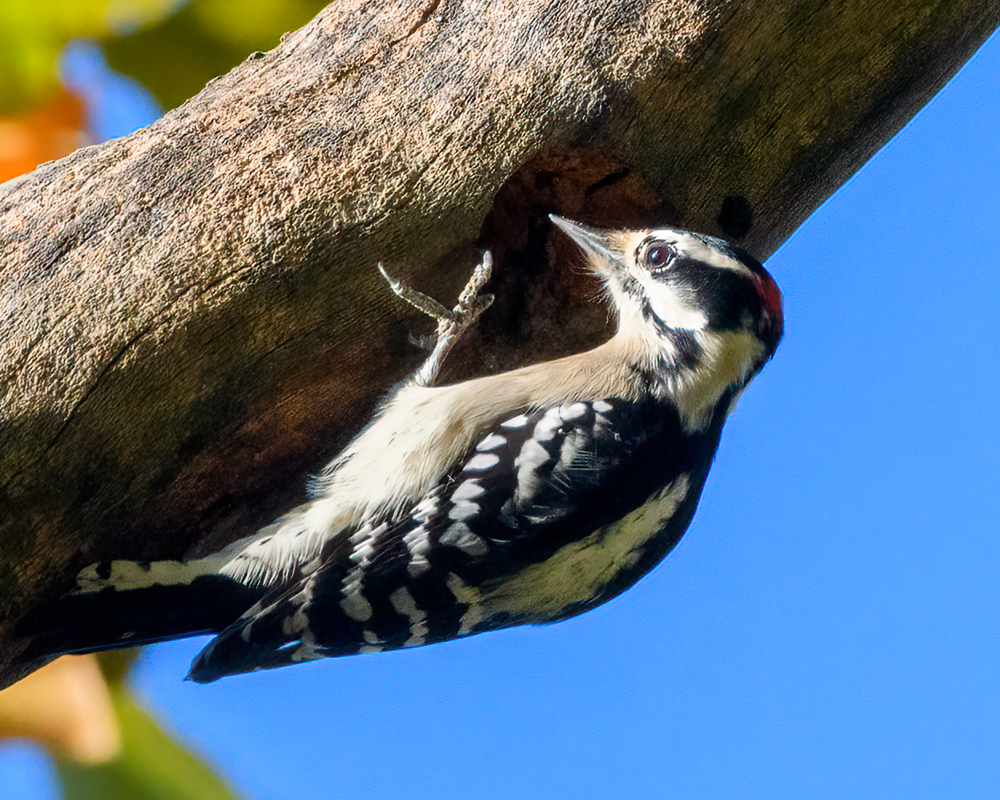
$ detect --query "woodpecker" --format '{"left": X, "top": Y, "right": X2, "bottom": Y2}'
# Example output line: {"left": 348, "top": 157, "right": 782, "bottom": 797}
{"left": 20, "top": 215, "right": 782, "bottom": 684}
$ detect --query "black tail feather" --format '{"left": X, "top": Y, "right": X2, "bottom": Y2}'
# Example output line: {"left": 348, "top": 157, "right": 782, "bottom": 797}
{"left": 18, "top": 575, "right": 261, "bottom": 664}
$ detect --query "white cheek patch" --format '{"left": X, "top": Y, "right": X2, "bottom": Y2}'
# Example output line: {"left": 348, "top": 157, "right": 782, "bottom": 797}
{"left": 641, "top": 277, "right": 708, "bottom": 331}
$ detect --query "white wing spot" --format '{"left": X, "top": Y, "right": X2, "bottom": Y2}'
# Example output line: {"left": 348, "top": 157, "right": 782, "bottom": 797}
{"left": 447, "top": 574, "right": 485, "bottom": 635}
{"left": 557, "top": 429, "right": 588, "bottom": 470}
{"left": 340, "top": 590, "right": 373, "bottom": 622}
{"left": 559, "top": 402, "right": 589, "bottom": 422}
{"left": 459, "top": 607, "right": 485, "bottom": 635}
{"left": 476, "top": 433, "right": 507, "bottom": 451}
{"left": 281, "top": 589, "right": 311, "bottom": 635}
{"left": 412, "top": 494, "right": 440, "bottom": 522}
{"left": 448, "top": 501, "right": 480, "bottom": 522}
{"left": 290, "top": 642, "right": 322, "bottom": 663}
{"left": 515, "top": 439, "right": 553, "bottom": 502}
{"left": 451, "top": 480, "right": 485, "bottom": 502}
{"left": 390, "top": 587, "right": 429, "bottom": 647}
{"left": 403, "top": 524, "right": 431, "bottom": 576}
{"left": 465, "top": 452, "right": 500, "bottom": 471}
{"left": 532, "top": 409, "right": 563, "bottom": 442}
{"left": 518, "top": 438, "right": 551, "bottom": 470}
{"left": 439, "top": 522, "right": 489, "bottom": 556}
{"left": 339, "top": 521, "right": 386, "bottom": 621}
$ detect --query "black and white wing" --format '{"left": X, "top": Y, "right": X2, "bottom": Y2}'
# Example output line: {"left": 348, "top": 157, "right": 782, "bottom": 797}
{"left": 188, "top": 397, "right": 717, "bottom": 682}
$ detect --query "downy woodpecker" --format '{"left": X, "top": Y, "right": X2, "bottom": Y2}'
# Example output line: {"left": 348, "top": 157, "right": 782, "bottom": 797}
{"left": 22, "top": 215, "right": 783, "bottom": 683}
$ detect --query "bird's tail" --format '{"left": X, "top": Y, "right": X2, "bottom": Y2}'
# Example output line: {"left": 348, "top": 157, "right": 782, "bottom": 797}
{"left": 16, "top": 553, "right": 264, "bottom": 666}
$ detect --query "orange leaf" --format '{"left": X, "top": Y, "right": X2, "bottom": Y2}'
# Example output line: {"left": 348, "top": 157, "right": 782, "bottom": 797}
{"left": 0, "top": 89, "right": 89, "bottom": 183}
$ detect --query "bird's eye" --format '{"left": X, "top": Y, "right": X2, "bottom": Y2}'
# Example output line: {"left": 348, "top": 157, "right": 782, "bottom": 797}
{"left": 644, "top": 242, "right": 673, "bottom": 270}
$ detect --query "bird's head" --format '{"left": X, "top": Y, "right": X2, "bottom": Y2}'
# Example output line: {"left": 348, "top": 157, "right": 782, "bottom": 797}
{"left": 550, "top": 215, "right": 783, "bottom": 419}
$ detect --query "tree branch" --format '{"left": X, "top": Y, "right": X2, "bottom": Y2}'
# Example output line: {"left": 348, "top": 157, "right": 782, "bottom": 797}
{"left": 2, "top": 0, "right": 997, "bottom": 679}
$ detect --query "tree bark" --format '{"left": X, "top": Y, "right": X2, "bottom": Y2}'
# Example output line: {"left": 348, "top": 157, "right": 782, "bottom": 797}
{"left": 1, "top": 0, "right": 997, "bottom": 678}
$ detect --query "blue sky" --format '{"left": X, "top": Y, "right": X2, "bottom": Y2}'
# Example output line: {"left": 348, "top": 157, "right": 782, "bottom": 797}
{"left": 5, "top": 26, "right": 1000, "bottom": 800}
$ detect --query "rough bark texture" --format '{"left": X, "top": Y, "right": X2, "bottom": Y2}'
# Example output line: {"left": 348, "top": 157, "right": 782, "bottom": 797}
{"left": 1, "top": 0, "right": 998, "bottom": 679}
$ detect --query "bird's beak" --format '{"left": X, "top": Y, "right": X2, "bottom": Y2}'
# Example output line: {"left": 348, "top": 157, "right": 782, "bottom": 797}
{"left": 549, "top": 215, "right": 622, "bottom": 275}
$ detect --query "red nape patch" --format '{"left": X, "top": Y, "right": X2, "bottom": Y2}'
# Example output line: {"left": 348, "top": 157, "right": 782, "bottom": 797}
{"left": 755, "top": 271, "right": 784, "bottom": 330}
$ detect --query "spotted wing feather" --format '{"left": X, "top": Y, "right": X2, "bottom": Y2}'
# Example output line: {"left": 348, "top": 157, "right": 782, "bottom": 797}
{"left": 188, "top": 398, "right": 698, "bottom": 682}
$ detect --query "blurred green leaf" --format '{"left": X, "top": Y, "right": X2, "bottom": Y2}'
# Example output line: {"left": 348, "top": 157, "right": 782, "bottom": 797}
{"left": 95, "top": 649, "right": 142, "bottom": 686}
{"left": 0, "top": 0, "right": 174, "bottom": 112}
{"left": 102, "top": 0, "right": 329, "bottom": 110}
{"left": 56, "top": 682, "right": 243, "bottom": 800}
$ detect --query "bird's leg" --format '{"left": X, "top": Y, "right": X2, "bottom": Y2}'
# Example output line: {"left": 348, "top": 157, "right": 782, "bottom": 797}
{"left": 378, "top": 250, "right": 494, "bottom": 387}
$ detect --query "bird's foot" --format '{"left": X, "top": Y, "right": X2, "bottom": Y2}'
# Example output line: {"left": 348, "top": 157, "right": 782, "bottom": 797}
{"left": 378, "top": 250, "right": 494, "bottom": 387}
